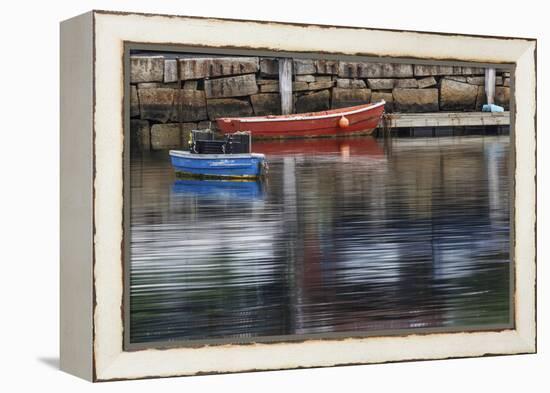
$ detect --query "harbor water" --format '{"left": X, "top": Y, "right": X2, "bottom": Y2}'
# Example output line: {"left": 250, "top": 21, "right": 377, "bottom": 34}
{"left": 129, "top": 134, "right": 511, "bottom": 344}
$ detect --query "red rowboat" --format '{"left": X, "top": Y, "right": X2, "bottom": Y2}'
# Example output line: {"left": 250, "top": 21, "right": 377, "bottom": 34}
{"left": 216, "top": 101, "right": 385, "bottom": 138}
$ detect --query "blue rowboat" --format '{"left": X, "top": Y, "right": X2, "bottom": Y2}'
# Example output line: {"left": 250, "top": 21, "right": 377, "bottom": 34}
{"left": 169, "top": 150, "right": 267, "bottom": 179}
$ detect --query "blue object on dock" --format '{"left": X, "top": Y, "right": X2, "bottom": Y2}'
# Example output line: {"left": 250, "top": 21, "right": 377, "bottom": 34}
{"left": 482, "top": 104, "right": 504, "bottom": 112}
{"left": 169, "top": 150, "right": 267, "bottom": 179}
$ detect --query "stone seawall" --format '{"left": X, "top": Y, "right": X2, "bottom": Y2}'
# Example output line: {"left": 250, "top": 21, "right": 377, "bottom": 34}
{"left": 129, "top": 55, "right": 510, "bottom": 150}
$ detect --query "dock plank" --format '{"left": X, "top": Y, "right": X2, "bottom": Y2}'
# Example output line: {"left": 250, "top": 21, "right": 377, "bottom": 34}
{"left": 385, "top": 111, "right": 510, "bottom": 128}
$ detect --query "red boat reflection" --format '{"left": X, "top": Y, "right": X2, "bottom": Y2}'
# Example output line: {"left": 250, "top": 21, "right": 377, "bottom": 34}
{"left": 253, "top": 136, "right": 385, "bottom": 157}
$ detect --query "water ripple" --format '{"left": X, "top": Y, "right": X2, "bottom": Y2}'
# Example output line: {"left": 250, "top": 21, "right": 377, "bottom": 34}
{"left": 129, "top": 136, "right": 510, "bottom": 344}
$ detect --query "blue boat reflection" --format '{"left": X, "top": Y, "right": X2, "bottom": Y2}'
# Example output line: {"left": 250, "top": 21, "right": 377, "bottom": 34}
{"left": 171, "top": 178, "right": 264, "bottom": 200}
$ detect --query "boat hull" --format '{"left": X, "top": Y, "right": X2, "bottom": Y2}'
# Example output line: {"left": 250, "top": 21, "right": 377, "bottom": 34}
{"left": 169, "top": 151, "right": 266, "bottom": 179}
{"left": 216, "top": 101, "right": 385, "bottom": 138}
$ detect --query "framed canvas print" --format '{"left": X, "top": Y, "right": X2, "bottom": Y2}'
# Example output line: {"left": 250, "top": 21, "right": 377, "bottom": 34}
{"left": 60, "top": 10, "right": 536, "bottom": 381}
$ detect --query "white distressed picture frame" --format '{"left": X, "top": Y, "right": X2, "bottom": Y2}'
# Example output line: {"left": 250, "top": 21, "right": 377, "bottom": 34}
{"left": 60, "top": 10, "right": 536, "bottom": 381}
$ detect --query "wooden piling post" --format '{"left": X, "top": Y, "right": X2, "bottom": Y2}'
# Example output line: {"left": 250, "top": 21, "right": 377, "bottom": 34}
{"left": 177, "top": 57, "right": 183, "bottom": 145}
{"left": 279, "top": 58, "right": 293, "bottom": 114}
{"left": 485, "top": 67, "right": 496, "bottom": 105}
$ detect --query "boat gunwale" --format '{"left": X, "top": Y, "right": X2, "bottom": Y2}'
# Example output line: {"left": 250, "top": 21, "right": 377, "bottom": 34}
{"left": 169, "top": 150, "right": 266, "bottom": 160}
{"left": 218, "top": 100, "right": 386, "bottom": 124}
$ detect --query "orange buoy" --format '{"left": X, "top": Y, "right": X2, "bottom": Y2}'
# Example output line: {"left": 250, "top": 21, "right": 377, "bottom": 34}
{"left": 338, "top": 116, "right": 349, "bottom": 128}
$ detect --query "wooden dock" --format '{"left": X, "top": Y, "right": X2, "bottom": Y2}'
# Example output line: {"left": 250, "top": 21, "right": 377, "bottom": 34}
{"left": 384, "top": 111, "right": 510, "bottom": 128}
